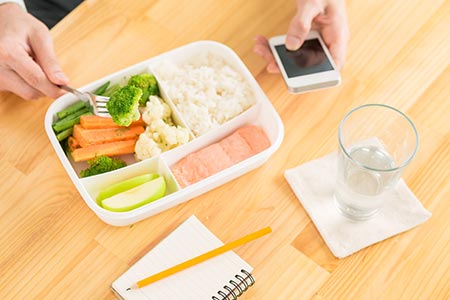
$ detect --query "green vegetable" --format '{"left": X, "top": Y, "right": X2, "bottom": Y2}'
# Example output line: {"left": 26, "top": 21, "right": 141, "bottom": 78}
{"left": 80, "top": 155, "right": 127, "bottom": 178}
{"left": 56, "top": 127, "right": 73, "bottom": 142}
{"left": 61, "top": 138, "right": 74, "bottom": 160}
{"left": 106, "top": 85, "right": 142, "bottom": 126}
{"left": 56, "top": 100, "right": 89, "bottom": 119}
{"left": 93, "top": 81, "right": 110, "bottom": 96}
{"left": 52, "top": 108, "right": 92, "bottom": 132}
{"left": 103, "top": 84, "right": 121, "bottom": 97}
{"left": 128, "top": 73, "right": 160, "bottom": 106}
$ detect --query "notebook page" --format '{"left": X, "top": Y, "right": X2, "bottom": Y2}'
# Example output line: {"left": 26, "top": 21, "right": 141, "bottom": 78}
{"left": 112, "top": 215, "right": 253, "bottom": 300}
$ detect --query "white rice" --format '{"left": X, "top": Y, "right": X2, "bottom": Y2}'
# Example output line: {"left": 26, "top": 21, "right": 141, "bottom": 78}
{"left": 153, "top": 53, "right": 256, "bottom": 136}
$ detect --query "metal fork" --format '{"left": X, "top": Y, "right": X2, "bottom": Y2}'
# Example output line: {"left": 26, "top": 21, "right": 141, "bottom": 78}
{"left": 60, "top": 85, "right": 111, "bottom": 117}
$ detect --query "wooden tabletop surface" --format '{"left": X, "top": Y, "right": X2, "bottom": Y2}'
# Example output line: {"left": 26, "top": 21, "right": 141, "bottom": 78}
{"left": 1, "top": 1, "right": 449, "bottom": 299}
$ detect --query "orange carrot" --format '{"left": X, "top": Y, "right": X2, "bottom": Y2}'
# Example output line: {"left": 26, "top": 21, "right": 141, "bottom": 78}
{"left": 67, "top": 136, "right": 81, "bottom": 152}
{"left": 71, "top": 140, "right": 137, "bottom": 162}
{"left": 80, "top": 115, "right": 146, "bottom": 129}
{"left": 73, "top": 124, "right": 144, "bottom": 148}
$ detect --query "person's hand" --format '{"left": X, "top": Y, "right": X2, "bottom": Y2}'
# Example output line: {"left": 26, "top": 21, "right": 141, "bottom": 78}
{"left": 253, "top": 0, "right": 349, "bottom": 73}
{"left": 0, "top": 3, "right": 69, "bottom": 100}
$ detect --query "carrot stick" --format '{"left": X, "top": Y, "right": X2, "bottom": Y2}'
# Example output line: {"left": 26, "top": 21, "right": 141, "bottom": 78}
{"left": 80, "top": 115, "right": 146, "bottom": 129}
{"left": 71, "top": 140, "right": 137, "bottom": 162}
{"left": 73, "top": 124, "right": 144, "bottom": 148}
{"left": 67, "top": 136, "right": 81, "bottom": 152}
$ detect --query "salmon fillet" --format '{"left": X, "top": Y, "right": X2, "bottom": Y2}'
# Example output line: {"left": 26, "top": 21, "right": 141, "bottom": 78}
{"left": 172, "top": 143, "right": 233, "bottom": 187}
{"left": 236, "top": 125, "right": 271, "bottom": 154}
{"left": 171, "top": 152, "right": 209, "bottom": 188}
{"left": 196, "top": 143, "right": 233, "bottom": 175}
{"left": 171, "top": 125, "right": 271, "bottom": 188}
{"left": 219, "top": 131, "right": 253, "bottom": 163}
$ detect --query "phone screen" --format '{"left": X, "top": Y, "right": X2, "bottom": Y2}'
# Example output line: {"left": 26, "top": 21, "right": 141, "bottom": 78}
{"left": 275, "top": 39, "right": 333, "bottom": 78}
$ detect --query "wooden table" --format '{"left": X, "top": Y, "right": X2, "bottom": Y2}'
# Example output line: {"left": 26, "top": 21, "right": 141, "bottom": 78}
{"left": 1, "top": 1, "right": 449, "bottom": 299}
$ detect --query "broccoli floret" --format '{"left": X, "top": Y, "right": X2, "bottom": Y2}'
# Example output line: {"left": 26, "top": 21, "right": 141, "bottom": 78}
{"left": 106, "top": 85, "right": 142, "bottom": 126}
{"left": 80, "top": 155, "right": 127, "bottom": 178}
{"left": 128, "top": 73, "right": 160, "bottom": 106}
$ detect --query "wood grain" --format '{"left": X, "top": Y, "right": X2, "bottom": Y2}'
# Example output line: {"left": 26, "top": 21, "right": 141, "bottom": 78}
{"left": 0, "top": 0, "right": 449, "bottom": 299}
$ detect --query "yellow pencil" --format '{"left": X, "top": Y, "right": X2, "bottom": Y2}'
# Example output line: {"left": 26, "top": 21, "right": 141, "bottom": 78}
{"left": 127, "top": 226, "right": 272, "bottom": 290}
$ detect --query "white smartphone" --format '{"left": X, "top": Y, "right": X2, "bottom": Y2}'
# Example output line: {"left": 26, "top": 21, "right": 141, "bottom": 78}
{"left": 269, "top": 31, "right": 341, "bottom": 93}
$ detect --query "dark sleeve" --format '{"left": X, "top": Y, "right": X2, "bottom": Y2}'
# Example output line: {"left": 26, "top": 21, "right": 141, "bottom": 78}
{"left": 24, "top": 0, "right": 83, "bottom": 28}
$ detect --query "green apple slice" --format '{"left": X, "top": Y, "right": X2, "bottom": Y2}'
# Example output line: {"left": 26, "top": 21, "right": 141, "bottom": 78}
{"left": 96, "top": 173, "right": 159, "bottom": 204}
{"left": 101, "top": 176, "right": 166, "bottom": 212}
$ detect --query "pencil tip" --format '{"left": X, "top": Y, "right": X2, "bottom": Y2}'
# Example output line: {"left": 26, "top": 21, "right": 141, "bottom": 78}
{"left": 126, "top": 288, "right": 131, "bottom": 291}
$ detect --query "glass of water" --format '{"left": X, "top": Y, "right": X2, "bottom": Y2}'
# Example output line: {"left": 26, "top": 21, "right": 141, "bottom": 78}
{"left": 334, "top": 104, "right": 419, "bottom": 221}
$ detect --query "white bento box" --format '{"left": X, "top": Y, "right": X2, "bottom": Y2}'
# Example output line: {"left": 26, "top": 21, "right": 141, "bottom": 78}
{"left": 45, "top": 41, "right": 284, "bottom": 226}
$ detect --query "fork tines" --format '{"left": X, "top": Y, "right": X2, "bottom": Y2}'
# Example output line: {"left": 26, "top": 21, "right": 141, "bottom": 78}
{"left": 91, "top": 95, "right": 110, "bottom": 116}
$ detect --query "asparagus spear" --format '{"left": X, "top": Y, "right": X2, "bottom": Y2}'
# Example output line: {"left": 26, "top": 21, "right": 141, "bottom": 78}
{"left": 56, "top": 100, "right": 89, "bottom": 119}
{"left": 93, "top": 81, "right": 111, "bottom": 96}
{"left": 52, "top": 109, "right": 93, "bottom": 132}
{"left": 56, "top": 127, "right": 73, "bottom": 142}
{"left": 103, "top": 84, "right": 121, "bottom": 97}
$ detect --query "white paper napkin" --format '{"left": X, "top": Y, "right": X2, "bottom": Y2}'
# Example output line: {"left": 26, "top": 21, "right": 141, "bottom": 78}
{"left": 284, "top": 152, "right": 431, "bottom": 258}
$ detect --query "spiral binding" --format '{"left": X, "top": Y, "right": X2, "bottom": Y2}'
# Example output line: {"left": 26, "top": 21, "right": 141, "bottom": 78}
{"left": 212, "top": 269, "right": 255, "bottom": 300}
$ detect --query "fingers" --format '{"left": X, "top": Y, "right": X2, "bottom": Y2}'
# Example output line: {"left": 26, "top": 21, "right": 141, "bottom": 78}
{"left": 326, "top": 33, "right": 348, "bottom": 70}
{"left": 253, "top": 35, "right": 280, "bottom": 73}
{"left": 7, "top": 48, "right": 65, "bottom": 99}
{"left": 29, "top": 25, "right": 69, "bottom": 86}
{"left": 0, "top": 5, "right": 68, "bottom": 100}
{"left": 319, "top": 6, "right": 350, "bottom": 70}
{"left": 0, "top": 67, "right": 44, "bottom": 100}
{"left": 285, "top": 0, "right": 323, "bottom": 50}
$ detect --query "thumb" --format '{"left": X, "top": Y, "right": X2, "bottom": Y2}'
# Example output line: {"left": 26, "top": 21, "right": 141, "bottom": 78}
{"left": 29, "top": 26, "right": 69, "bottom": 85}
{"left": 285, "top": 1, "right": 323, "bottom": 50}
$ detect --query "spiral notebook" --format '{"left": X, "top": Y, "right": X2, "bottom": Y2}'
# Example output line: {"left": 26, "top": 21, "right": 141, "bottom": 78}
{"left": 111, "top": 215, "right": 255, "bottom": 300}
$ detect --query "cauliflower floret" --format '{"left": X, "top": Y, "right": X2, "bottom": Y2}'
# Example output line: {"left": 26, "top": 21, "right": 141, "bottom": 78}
{"left": 164, "top": 125, "right": 190, "bottom": 149}
{"left": 134, "top": 96, "right": 191, "bottom": 161}
{"left": 134, "top": 129, "right": 162, "bottom": 161}
{"left": 141, "top": 96, "right": 172, "bottom": 125}
{"left": 151, "top": 120, "right": 190, "bottom": 151}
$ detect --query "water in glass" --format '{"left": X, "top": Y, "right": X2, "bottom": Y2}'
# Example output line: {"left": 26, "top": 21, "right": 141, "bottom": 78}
{"left": 335, "top": 145, "right": 398, "bottom": 220}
